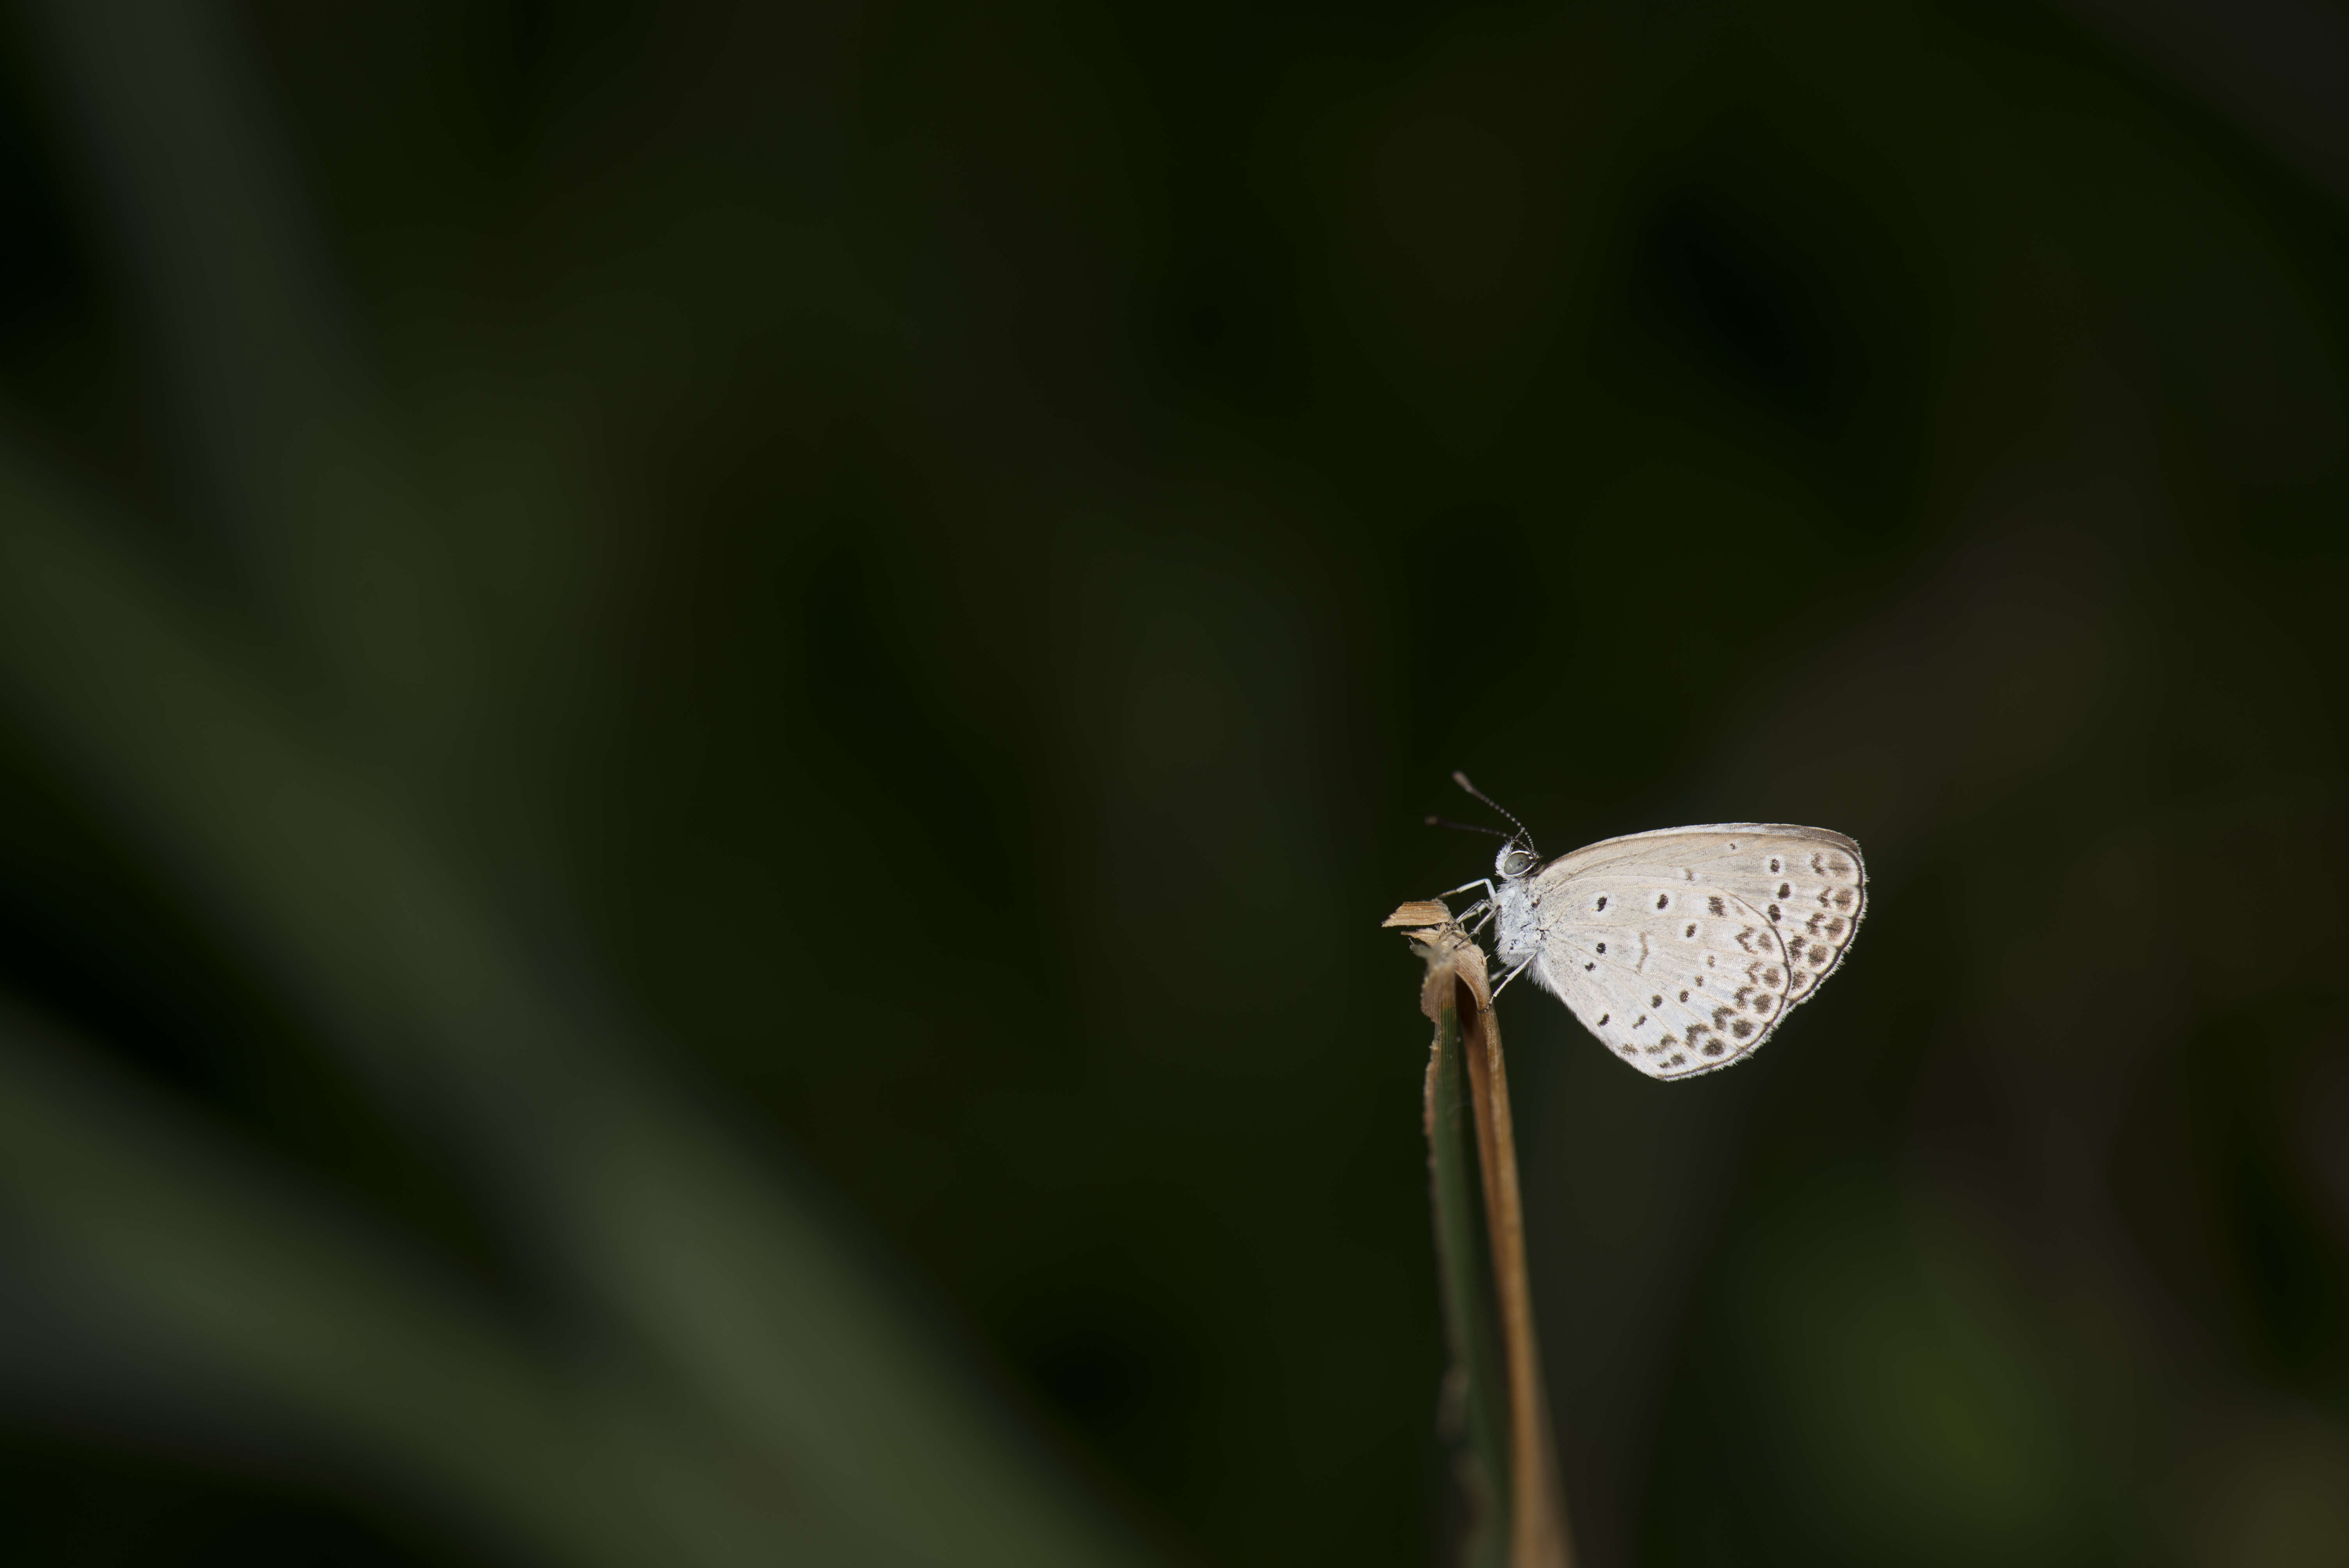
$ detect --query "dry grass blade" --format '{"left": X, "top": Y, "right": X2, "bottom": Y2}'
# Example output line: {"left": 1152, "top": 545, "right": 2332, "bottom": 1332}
{"left": 1387, "top": 905, "right": 1574, "bottom": 1568}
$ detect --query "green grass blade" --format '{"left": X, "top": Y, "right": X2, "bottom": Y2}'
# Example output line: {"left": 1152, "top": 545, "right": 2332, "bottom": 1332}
{"left": 0, "top": 431, "right": 1148, "bottom": 1566}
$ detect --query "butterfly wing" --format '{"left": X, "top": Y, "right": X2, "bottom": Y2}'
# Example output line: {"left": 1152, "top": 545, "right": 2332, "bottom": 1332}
{"left": 1524, "top": 825, "right": 1865, "bottom": 1080}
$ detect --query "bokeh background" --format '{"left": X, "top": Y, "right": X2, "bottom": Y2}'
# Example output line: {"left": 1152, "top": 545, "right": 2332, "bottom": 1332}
{"left": 1, "top": 2, "right": 2347, "bottom": 1565}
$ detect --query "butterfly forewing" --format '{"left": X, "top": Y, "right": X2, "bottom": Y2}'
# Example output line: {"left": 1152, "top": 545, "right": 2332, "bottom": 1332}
{"left": 1524, "top": 825, "right": 1865, "bottom": 1080}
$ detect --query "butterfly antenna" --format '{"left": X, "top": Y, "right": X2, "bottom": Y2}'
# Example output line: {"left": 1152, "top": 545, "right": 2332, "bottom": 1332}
{"left": 1424, "top": 814, "right": 1510, "bottom": 839}
{"left": 1451, "top": 770, "right": 1536, "bottom": 853}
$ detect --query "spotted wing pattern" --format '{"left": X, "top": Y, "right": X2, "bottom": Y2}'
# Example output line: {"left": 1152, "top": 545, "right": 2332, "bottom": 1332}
{"left": 1524, "top": 825, "right": 1865, "bottom": 1080}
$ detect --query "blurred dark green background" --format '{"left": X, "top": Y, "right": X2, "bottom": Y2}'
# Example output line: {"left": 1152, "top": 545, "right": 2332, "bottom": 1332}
{"left": 0, "top": 2, "right": 2346, "bottom": 1565}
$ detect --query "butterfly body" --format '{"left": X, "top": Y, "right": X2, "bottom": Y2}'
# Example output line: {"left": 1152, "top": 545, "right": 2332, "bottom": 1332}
{"left": 1482, "top": 822, "right": 1866, "bottom": 1081}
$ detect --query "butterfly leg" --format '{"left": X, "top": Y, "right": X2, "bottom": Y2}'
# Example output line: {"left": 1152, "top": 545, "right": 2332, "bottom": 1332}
{"left": 1488, "top": 954, "right": 1536, "bottom": 997}
{"left": 1440, "top": 877, "right": 1497, "bottom": 928}
{"left": 1438, "top": 877, "right": 1499, "bottom": 932}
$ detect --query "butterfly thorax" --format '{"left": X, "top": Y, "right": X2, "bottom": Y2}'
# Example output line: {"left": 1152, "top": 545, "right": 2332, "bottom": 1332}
{"left": 1491, "top": 869, "right": 1546, "bottom": 968}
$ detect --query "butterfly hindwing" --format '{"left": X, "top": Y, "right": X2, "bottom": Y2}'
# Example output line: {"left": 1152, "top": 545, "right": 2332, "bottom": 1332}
{"left": 1522, "top": 825, "right": 1865, "bottom": 1080}
{"left": 1530, "top": 883, "right": 1793, "bottom": 1079}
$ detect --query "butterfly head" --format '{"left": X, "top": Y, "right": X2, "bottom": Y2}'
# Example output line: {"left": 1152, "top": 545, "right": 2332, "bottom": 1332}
{"left": 1436, "top": 772, "right": 1541, "bottom": 881}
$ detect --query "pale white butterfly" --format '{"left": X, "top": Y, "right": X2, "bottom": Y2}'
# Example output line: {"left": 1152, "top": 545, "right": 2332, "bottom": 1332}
{"left": 1437, "top": 773, "right": 1865, "bottom": 1081}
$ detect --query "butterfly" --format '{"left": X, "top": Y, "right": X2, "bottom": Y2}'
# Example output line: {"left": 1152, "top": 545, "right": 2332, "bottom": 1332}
{"left": 1437, "top": 773, "right": 1866, "bottom": 1080}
